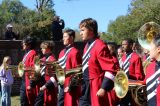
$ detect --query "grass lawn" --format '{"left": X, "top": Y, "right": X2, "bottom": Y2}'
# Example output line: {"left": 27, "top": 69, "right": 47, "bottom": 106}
{"left": 11, "top": 96, "right": 20, "bottom": 106}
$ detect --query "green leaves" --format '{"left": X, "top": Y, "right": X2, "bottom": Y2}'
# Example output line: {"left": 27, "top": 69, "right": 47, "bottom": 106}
{"left": 0, "top": 0, "right": 55, "bottom": 40}
{"left": 107, "top": 0, "right": 160, "bottom": 44}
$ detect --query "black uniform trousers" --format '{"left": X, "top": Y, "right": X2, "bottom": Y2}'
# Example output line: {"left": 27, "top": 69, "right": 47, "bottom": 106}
{"left": 20, "top": 78, "right": 29, "bottom": 106}
{"left": 119, "top": 91, "right": 132, "bottom": 106}
{"left": 57, "top": 85, "right": 64, "bottom": 106}
{"left": 34, "top": 91, "right": 44, "bottom": 106}
{"left": 79, "top": 80, "right": 91, "bottom": 106}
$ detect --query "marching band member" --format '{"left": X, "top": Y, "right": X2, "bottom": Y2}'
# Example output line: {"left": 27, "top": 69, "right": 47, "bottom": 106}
{"left": 145, "top": 35, "right": 160, "bottom": 106}
{"left": 141, "top": 48, "right": 151, "bottom": 75}
{"left": 57, "top": 29, "right": 82, "bottom": 106}
{"left": 139, "top": 22, "right": 160, "bottom": 106}
{"left": 107, "top": 43, "right": 119, "bottom": 70}
{"left": 107, "top": 43, "right": 120, "bottom": 106}
{"left": 117, "top": 46, "right": 124, "bottom": 60}
{"left": 119, "top": 38, "right": 145, "bottom": 105}
{"left": 142, "top": 48, "right": 150, "bottom": 62}
{"left": 20, "top": 36, "right": 37, "bottom": 106}
{"left": 79, "top": 18, "right": 116, "bottom": 106}
{"left": 121, "top": 38, "right": 145, "bottom": 80}
{"left": 117, "top": 46, "right": 124, "bottom": 68}
{"left": 38, "top": 41, "right": 58, "bottom": 106}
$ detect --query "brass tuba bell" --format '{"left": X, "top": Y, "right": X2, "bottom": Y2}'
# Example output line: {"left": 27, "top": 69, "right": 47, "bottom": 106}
{"left": 138, "top": 22, "right": 160, "bottom": 50}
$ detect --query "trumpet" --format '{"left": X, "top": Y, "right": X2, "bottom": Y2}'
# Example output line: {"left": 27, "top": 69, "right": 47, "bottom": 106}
{"left": 114, "top": 71, "right": 147, "bottom": 106}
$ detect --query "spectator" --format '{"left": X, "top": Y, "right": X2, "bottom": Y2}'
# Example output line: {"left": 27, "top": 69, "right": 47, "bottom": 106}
{"left": 0, "top": 56, "right": 14, "bottom": 106}
{"left": 4, "top": 24, "right": 19, "bottom": 40}
{"left": 51, "top": 16, "right": 65, "bottom": 41}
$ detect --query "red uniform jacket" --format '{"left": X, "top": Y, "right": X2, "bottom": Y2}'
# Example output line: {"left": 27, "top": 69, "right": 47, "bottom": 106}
{"left": 83, "top": 39, "right": 115, "bottom": 106}
{"left": 121, "top": 52, "right": 144, "bottom": 80}
{"left": 41, "top": 54, "right": 58, "bottom": 106}
{"left": 145, "top": 61, "right": 160, "bottom": 106}
{"left": 142, "top": 54, "right": 149, "bottom": 62}
{"left": 58, "top": 46, "right": 82, "bottom": 106}
{"left": 108, "top": 54, "right": 120, "bottom": 106}
{"left": 112, "top": 54, "right": 120, "bottom": 71}
{"left": 23, "top": 49, "right": 37, "bottom": 106}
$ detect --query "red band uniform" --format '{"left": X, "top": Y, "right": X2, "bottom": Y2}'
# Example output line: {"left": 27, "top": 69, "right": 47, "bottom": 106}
{"left": 108, "top": 53, "right": 120, "bottom": 106}
{"left": 58, "top": 45, "right": 82, "bottom": 106}
{"left": 121, "top": 52, "right": 144, "bottom": 80}
{"left": 120, "top": 52, "right": 145, "bottom": 105}
{"left": 41, "top": 53, "right": 58, "bottom": 106}
{"left": 22, "top": 49, "right": 37, "bottom": 106}
{"left": 145, "top": 61, "right": 160, "bottom": 106}
{"left": 79, "top": 38, "right": 116, "bottom": 106}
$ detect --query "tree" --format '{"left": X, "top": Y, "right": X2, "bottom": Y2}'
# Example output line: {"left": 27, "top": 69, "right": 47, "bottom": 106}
{"left": 107, "top": 0, "right": 160, "bottom": 44}
{"left": 0, "top": 0, "right": 56, "bottom": 40}
{"left": 35, "top": 0, "right": 54, "bottom": 13}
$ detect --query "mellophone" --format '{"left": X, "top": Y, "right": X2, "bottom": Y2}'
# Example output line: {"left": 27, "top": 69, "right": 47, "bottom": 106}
{"left": 7, "top": 56, "right": 83, "bottom": 91}
{"left": 114, "top": 22, "right": 160, "bottom": 106}
{"left": 114, "top": 70, "right": 147, "bottom": 106}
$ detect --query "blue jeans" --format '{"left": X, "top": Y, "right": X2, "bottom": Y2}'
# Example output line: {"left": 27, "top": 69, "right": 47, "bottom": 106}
{"left": 1, "top": 84, "right": 12, "bottom": 106}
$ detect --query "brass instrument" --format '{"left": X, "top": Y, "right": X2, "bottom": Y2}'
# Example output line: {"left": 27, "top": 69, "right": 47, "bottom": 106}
{"left": 51, "top": 62, "right": 82, "bottom": 85}
{"left": 136, "top": 22, "right": 160, "bottom": 105}
{"left": 114, "top": 71, "right": 128, "bottom": 98}
{"left": 31, "top": 56, "right": 82, "bottom": 85}
{"left": 138, "top": 21, "right": 160, "bottom": 50}
{"left": 49, "top": 62, "right": 65, "bottom": 85}
{"left": 23, "top": 56, "right": 60, "bottom": 81}
{"left": 138, "top": 22, "right": 160, "bottom": 75}
{"left": 18, "top": 62, "right": 25, "bottom": 77}
{"left": 143, "top": 58, "right": 151, "bottom": 75}
{"left": 114, "top": 71, "right": 147, "bottom": 106}
{"left": 67, "top": 67, "right": 82, "bottom": 92}
{"left": 6, "top": 65, "right": 20, "bottom": 77}
{"left": 27, "top": 56, "right": 42, "bottom": 80}
{"left": 5, "top": 62, "right": 34, "bottom": 77}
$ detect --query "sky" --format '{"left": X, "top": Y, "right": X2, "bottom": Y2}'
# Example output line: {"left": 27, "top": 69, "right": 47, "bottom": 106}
{"left": 1, "top": 0, "right": 131, "bottom": 32}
